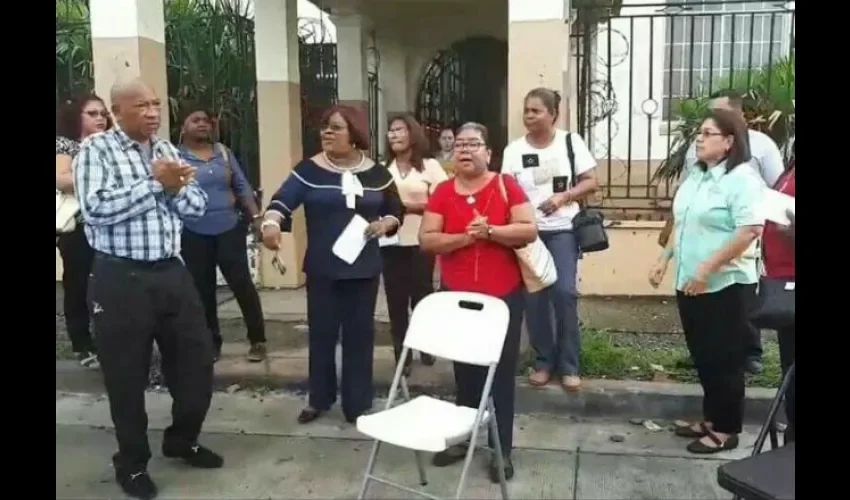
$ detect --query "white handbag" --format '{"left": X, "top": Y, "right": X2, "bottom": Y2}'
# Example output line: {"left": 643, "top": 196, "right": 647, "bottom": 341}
{"left": 496, "top": 175, "right": 558, "bottom": 293}
{"left": 56, "top": 190, "right": 80, "bottom": 234}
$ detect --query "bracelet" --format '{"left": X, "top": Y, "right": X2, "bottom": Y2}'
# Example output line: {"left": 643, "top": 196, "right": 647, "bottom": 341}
{"left": 260, "top": 219, "right": 280, "bottom": 231}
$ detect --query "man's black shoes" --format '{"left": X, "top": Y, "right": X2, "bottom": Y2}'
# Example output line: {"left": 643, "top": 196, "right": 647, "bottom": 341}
{"left": 162, "top": 443, "right": 224, "bottom": 469}
{"left": 113, "top": 454, "right": 158, "bottom": 500}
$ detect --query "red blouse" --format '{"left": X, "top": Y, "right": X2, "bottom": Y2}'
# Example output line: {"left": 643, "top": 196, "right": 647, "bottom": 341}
{"left": 426, "top": 174, "right": 528, "bottom": 297}
{"left": 762, "top": 167, "right": 795, "bottom": 279}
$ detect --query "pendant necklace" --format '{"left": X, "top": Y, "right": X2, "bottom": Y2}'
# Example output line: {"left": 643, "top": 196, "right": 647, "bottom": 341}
{"left": 466, "top": 195, "right": 476, "bottom": 205}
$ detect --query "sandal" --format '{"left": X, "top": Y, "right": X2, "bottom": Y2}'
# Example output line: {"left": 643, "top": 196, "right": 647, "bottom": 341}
{"left": 686, "top": 432, "right": 739, "bottom": 454}
{"left": 432, "top": 443, "right": 468, "bottom": 467}
{"left": 420, "top": 353, "right": 436, "bottom": 366}
{"left": 674, "top": 421, "right": 710, "bottom": 438}
{"left": 297, "top": 407, "right": 323, "bottom": 424}
{"left": 528, "top": 370, "right": 551, "bottom": 387}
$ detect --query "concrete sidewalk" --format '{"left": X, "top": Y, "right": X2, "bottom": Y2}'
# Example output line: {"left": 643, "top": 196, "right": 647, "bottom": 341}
{"left": 56, "top": 284, "right": 779, "bottom": 422}
{"left": 56, "top": 390, "right": 753, "bottom": 499}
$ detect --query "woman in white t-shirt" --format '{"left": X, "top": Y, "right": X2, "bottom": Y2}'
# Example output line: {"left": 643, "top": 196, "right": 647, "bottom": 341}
{"left": 383, "top": 114, "right": 449, "bottom": 375}
{"left": 502, "top": 88, "right": 599, "bottom": 392}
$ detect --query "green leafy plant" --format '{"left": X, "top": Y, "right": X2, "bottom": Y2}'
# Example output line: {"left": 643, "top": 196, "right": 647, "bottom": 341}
{"left": 56, "top": 0, "right": 93, "bottom": 102}
{"left": 56, "top": 0, "right": 260, "bottom": 182}
{"left": 653, "top": 56, "right": 795, "bottom": 182}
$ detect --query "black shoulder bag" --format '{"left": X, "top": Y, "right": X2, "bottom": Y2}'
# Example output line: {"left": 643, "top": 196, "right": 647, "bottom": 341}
{"left": 566, "top": 133, "right": 609, "bottom": 253}
{"left": 749, "top": 278, "right": 795, "bottom": 330}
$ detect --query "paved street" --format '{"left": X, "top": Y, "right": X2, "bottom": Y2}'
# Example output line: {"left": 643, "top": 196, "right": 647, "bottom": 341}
{"left": 57, "top": 390, "right": 754, "bottom": 499}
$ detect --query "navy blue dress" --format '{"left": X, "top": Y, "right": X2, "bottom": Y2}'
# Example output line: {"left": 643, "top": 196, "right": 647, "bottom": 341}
{"left": 267, "top": 159, "right": 403, "bottom": 419}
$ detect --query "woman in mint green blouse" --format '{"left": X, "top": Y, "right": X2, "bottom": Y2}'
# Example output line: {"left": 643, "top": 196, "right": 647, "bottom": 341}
{"left": 649, "top": 109, "right": 764, "bottom": 455}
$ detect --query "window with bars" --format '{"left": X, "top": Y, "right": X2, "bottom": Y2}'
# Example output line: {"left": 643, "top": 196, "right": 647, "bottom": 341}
{"left": 662, "top": 0, "right": 793, "bottom": 120}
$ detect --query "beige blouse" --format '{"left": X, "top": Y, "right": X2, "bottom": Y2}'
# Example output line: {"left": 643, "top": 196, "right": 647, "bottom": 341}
{"left": 388, "top": 158, "right": 449, "bottom": 246}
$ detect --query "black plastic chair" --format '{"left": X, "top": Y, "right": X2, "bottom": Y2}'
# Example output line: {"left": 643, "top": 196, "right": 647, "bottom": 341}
{"left": 717, "top": 363, "right": 795, "bottom": 500}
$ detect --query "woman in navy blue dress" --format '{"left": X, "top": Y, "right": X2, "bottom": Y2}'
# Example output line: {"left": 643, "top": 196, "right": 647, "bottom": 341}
{"left": 260, "top": 106, "right": 403, "bottom": 424}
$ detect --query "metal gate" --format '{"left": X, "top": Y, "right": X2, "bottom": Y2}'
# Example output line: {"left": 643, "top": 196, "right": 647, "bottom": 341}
{"left": 416, "top": 36, "right": 508, "bottom": 165}
{"left": 367, "top": 71, "right": 380, "bottom": 159}
{"left": 299, "top": 18, "right": 339, "bottom": 158}
{"left": 572, "top": 0, "right": 795, "bottom": 216}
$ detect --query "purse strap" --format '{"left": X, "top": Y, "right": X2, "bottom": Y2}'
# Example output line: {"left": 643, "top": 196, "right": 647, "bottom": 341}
{"left": 565, "top": 132, "right": 586, "bottom": 210}
{"left": 497, "top": 173, "right": 508, "bottom": 203}
{"left": 218, "top": 143, "right": 235, "bottom": 189}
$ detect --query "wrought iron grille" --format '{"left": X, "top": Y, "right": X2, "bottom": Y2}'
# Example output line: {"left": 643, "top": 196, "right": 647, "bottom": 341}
{"left": 367, "top": 71, "right": 380, "bottom": 159}
{"left": 571, "top": 0, "right": 795, "bottom": 216}
{"left": 416, "top": 36, "right": 508, "bottom": 167}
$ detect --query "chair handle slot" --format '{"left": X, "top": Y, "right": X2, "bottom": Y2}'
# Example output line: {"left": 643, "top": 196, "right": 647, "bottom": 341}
{"left": 458, "top": 300, "right": 484, "bottom": 311}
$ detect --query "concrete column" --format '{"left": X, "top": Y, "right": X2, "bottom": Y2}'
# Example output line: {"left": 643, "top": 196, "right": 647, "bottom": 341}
{"left": 89, "top": 0, "right": 169, "bottom": 139}
{"left": 331, "top": 14, "right": 370, "bottom": 114}
{"left": 507, "top": 0, "right": 570, "bottom": 140}
{"left": 254, "top": 0, "right": 305, "bottom": 288}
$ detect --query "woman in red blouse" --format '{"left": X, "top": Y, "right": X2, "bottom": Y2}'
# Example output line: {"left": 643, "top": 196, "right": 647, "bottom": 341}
{"left": 419, "top": 122, "right": 537, "bottom": 483}
{"left": 761, "top": 154, "right": 795, "bottom": 443}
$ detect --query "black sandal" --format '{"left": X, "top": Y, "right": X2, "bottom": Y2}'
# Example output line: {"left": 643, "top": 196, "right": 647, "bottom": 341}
{"left": 674, "top": 421, "right": 709, "bottom": 438}
{"left": 432, "top": 443, "right": 468, "bottom": 467}
{"left": 686, "top": 432, "right": 739, "bottom": 454}
{"left": 297, "top": 408, "right": 323, "bottom": 424}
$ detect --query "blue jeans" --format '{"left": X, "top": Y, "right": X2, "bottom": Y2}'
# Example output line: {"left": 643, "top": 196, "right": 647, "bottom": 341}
{"left": 526, "top": 231, "right": 581, "bottom": 376}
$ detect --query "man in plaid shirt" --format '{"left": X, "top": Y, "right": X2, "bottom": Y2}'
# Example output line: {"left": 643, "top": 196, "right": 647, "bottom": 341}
{"left": 74, "top": 79, "right": 220, "bottom": 500}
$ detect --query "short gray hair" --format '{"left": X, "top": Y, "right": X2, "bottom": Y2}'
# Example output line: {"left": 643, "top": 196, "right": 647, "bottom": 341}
{"left": 456, "top": 122, "right": 489, "bottom": 144}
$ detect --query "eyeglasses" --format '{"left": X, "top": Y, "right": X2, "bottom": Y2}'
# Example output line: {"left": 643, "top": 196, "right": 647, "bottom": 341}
{"left": 387, "top": 127, "right": 407, "bottom": 137}
{"left": 453, "top": 141, "right": 486, "bottom": 152}
{"left": 696, "top": 130, "right": 725, "bottom": 138}
{"left": 271, "top": 251, "right": 287, "bottom": 276}
{"left": 321, "top": 124, "right": 347, "bottom": 134}
{"left": 84, "top": 110, "right": 109, "bottom": 118}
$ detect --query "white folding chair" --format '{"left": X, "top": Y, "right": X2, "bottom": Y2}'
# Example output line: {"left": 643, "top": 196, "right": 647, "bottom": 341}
{"left": 356, "top": 291, "right": 511, "bottom": 500}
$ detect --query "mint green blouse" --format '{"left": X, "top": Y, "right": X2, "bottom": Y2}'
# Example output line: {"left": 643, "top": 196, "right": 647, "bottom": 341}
{"left": 672, "top": 162, "right": 764, "bottom": 293}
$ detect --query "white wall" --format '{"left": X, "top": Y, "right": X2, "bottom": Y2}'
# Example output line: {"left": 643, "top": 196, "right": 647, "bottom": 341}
{"left": 590, "top": 0, "right": 669, "bottom": 162}
{"left": 586, "top": 0, "right": 794, "bottom": 162}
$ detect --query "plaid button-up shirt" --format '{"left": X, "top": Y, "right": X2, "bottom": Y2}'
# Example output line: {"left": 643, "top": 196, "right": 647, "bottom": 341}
{"left": 73, "top": 127, "right": 208, "bottom": 261}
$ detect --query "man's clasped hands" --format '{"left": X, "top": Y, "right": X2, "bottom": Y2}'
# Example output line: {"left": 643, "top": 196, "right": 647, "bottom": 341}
{"left": 152, "top": 159, "right": 197, "bottom": 192}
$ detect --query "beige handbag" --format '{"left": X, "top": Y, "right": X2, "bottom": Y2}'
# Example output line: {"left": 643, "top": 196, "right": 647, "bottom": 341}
{"left": 56, "top": 190, "right": 79, "bottom": 234}
{"left": 496, "top": 175, "right": 558, "bottom": 293}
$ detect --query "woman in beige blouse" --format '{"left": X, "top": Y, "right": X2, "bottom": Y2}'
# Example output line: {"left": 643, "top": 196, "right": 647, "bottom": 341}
{"left": 382, "top": 114, "right": 449, "bottom": 375}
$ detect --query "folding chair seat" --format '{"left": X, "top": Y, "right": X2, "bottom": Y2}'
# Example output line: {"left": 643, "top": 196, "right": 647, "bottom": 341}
{"left": 355, "top": 291, "right": 512, "bottom": 500}
{"left": 357, "top": 395, "right": 491, "bottom": 453}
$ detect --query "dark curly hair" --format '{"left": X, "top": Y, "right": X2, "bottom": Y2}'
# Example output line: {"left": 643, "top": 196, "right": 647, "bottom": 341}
{"left": 56, "top": 93, "right": 113, "bottom": 141}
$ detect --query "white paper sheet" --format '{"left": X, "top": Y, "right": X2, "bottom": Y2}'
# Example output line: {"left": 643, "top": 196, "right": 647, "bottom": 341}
{"left": 332, "top": 214, "right": 370, "bottom": 264}
{"left": 760, "top": 188, "right": 795, "bottom": 225}
{"left": 378, "top": 234, "right": 400, "bottom": 247}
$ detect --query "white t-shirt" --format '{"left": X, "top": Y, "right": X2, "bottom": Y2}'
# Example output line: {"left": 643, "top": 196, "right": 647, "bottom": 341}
{"left": 502, "top": 129, "right": 597, "bottom": 231}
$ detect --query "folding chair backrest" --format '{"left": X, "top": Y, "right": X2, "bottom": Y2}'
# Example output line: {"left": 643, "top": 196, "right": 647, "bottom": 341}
{"left": 403, "top": 291, "right": 511, "bottom": 366}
